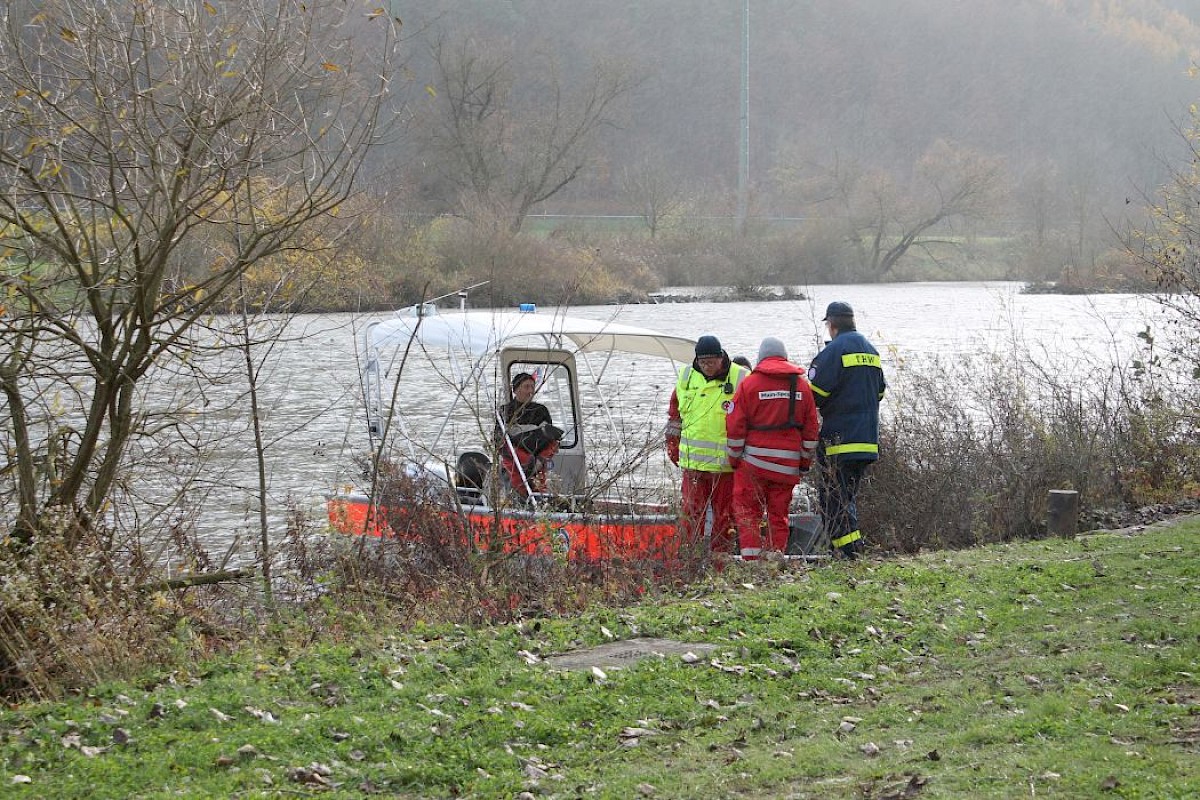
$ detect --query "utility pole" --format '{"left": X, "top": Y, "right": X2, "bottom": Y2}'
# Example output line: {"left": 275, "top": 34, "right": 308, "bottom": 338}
{"left": 736, "top": 0, "right": 750, "bottom": 236}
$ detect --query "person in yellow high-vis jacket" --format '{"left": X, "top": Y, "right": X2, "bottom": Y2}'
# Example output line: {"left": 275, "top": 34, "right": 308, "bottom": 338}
{"left": 665, "top": 335, "right": 748, "bottom": 558}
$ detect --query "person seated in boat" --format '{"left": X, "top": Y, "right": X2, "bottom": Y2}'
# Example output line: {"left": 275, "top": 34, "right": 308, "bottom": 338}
{"left": 495, "top": 372, "right": 564, "bottom": 496}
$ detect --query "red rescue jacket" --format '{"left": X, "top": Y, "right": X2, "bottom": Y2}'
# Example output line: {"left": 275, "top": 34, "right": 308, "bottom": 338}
{"left": 725, "top": 356, "right": 820, "bottom": 485}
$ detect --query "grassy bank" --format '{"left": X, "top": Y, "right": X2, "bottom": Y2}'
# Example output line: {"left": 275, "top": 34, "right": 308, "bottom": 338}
{"left": 2, "top": 521, "right": 1197, "bottom": 799}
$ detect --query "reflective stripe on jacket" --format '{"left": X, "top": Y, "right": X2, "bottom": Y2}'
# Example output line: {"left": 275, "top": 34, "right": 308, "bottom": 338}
{"left": 673, "top": 361, "right": 747, "bottom": 472}
{"left": 726, "top": 356, "right": 820, "bottom": 484}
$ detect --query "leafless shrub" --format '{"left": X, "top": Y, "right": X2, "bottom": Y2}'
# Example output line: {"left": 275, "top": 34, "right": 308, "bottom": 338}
{"left": 282, "top": 456, "right": 692, "bottom": 626}
{"left": 0, "top": 512, "right": 238, "bottom": 699}
{"left": 862, "top": 339, "right": 1200, "bottom": 553}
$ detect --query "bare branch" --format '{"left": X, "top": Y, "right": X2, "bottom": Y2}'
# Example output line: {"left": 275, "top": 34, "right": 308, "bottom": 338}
{"left": 0, "top": 0, "right": 399, "bottom": 543}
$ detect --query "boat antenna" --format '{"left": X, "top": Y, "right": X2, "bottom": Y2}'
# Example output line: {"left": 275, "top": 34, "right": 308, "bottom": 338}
{"left": 422, "top": 281, "right": 490, "bottom": 312}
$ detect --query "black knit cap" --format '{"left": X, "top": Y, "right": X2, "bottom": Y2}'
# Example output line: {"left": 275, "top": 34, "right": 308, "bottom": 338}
{"left": 694, "top": 335, "right": 723, "bottom": 357}
{"left": 511, "top": 372, "right": 535, "bottom": 392}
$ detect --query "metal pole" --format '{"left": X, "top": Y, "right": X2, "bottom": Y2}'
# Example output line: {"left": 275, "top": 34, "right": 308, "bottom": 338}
{"left": 736, "top": 0, "right": 749, "bottom": 235}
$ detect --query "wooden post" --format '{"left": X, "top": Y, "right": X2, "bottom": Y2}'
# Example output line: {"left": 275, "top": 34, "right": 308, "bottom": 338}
{"left": 1047, "top": 490, "right": 1079, "bottom": 539}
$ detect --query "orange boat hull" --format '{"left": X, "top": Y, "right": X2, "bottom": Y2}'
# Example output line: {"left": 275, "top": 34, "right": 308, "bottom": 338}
{"left": 327, "top": 494, "right": 688, "bottom": 562}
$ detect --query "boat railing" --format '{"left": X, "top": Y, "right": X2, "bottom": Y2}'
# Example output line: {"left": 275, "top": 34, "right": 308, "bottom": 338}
{"left": 450, "top": 489, "right": 676, "bottom": 521}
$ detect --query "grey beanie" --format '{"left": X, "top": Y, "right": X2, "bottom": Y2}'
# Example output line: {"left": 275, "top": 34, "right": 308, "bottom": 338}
{"left": 757, "top": 336, "right": 788, "bottom": 363}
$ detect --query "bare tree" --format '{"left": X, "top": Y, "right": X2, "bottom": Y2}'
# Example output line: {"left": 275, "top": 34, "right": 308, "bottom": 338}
{"left": 1019, "top": 159, "right": 1061, "bottom": 249}
{"left": 1133, "top": 110, "right": 1200, "bottom": 381}
{"left": 619, "top": 159, "right": 688, "bottom": 238}
{"left": 776, "top": 141, "right": 1004, "bottom": 278}
{"left": 0, "top": 0, "right": 399, "bottom": 545}
{"left": 422, "top": 33, "right": 638, "bottom": 233}
{"left": 856, "top": 141, "right": 1005, "bottom": 276}
{"left": 1065, "top": 161, "right": 1101, "bottom": 271}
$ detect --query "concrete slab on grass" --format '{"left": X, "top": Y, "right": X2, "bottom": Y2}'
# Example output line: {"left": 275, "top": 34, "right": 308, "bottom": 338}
{"left": 545, "top": 637, "right": 716, "bottom": 671}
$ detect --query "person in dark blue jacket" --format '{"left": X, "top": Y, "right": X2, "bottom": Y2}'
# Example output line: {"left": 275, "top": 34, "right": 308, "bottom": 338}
{"left": 807, "top": 301, "right": 886, "bottom": 558}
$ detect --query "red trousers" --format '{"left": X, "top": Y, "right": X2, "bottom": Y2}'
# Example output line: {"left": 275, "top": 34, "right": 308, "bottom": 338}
{"left": 733, "top": 470, "right": 794, "bottom": 558}
{"left": 501, "top": 442, "right": 560, "bottom": 496}
{"left": 680, "top": 469, "right": 736, "bottom": 555}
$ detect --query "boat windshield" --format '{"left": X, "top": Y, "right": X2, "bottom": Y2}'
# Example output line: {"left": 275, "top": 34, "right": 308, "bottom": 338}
{"left": 505, "top": 359, "right": 578, "bottom": 449}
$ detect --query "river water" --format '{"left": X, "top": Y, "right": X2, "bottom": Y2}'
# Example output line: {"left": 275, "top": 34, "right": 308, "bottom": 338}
{"left": 162, "top": 281, "right": 1170, "bottom": 563}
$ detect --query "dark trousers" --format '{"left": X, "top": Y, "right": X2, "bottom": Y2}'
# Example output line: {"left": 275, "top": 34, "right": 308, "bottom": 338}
{"left": 817, "top": 454, "right": 869, "bottom": 558}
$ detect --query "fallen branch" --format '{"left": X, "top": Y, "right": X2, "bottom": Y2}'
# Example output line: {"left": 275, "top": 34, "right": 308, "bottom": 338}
{"left": 143, "top": 569, "right": 256, "bottom": 592}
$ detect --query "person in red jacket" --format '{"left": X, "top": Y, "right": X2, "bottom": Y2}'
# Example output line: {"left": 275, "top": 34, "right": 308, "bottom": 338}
{"left": 726, "top": 337, "right": 820, "bottom": 559}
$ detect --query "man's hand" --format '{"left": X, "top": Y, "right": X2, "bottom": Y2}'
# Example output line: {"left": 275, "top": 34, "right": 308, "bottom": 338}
{"left": 666, "top": 436, "right": 680, "bottom": 465}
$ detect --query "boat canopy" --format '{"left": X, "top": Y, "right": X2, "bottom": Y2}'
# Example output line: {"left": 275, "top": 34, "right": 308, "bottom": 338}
{"left": 366, "top": 306, "right": 697, "bottom": 364}
{"left": 361, "top": 305, "right": 696, "bottom": 446}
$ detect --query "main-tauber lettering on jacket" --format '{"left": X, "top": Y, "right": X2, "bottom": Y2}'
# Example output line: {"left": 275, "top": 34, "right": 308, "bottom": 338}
{"left": 756, "top": 389, "right": 807, "bottom": 400}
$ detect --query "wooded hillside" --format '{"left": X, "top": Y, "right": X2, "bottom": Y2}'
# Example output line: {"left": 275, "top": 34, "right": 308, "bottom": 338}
{"left": 307, "top": 0, "right": 1200, "bottom": 299}
{"left": 388, "top": 1, "right": 1196, "bottom": 222}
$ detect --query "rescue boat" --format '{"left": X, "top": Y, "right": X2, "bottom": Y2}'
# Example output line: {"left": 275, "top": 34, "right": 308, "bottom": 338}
{"left": 326, "top": 300, "right": 825, "bottom": 562}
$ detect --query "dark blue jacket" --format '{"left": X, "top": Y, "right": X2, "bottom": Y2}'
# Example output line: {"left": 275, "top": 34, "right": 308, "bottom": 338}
{"left": 807, "top": 330, "right": 886, "bottom": 462}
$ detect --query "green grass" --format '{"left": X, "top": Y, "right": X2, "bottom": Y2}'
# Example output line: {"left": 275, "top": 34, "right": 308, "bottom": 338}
{"left": 2, "top": 522, "right": 1197, "bottom": 798}
{"left": 523, "top": 214, "right": 652, "bottom": 237}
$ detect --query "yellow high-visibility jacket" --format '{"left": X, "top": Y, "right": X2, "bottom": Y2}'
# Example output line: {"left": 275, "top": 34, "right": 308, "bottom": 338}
{"left": 671, "top": 362, "right": 748, "bottom": 472}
